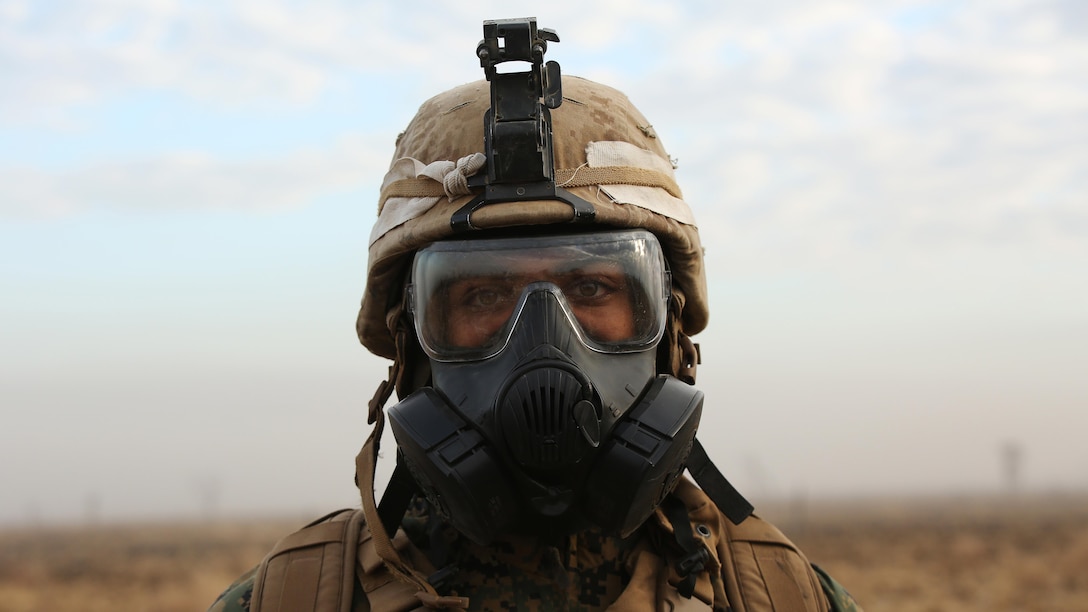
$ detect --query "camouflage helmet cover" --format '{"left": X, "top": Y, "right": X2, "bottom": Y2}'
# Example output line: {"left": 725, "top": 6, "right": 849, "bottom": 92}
{"left": 357, "top": 76, "right": 708, "bottom": 360}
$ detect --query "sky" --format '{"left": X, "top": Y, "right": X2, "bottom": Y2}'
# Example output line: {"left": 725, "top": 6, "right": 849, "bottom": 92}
{"left": 1, "top": 0, "right": 1086, "bottom": 526}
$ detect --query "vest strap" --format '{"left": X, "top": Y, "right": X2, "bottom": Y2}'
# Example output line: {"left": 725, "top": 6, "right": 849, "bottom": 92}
{"left": 661, "top": 495, "right": 709, "bottom": 599}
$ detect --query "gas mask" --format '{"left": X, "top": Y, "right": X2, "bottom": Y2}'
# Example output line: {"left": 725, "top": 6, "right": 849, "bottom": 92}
{"left": 387, "top": 229, "right": 704, "bottom": 544}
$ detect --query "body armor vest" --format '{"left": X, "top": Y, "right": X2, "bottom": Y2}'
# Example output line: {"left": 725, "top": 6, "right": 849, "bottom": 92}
{"left": 243, "top": 479, "right": 832, "bottom": 612}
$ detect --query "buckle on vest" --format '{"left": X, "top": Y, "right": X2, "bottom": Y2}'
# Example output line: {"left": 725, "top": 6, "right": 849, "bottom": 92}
{"left": 427, "top": 564, "right": 459, "bottom": 592}
{"left": 674, "top": 546, "right": 709, "bottom": 598}
{"left": 677, "top": 546, "right": 710, "bottom": 577}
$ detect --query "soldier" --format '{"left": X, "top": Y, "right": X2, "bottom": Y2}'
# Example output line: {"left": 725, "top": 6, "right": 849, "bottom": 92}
{"left": 211, "top": 18, "right": 860, "bottom": 612}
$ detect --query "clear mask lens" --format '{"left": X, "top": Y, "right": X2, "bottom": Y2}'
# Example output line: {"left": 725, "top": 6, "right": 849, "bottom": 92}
{"left": 409, "top": 229, "right": 670, "bottom": 362}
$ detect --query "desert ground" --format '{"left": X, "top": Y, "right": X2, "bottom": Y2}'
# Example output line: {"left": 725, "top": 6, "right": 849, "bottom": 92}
{"left": 1, "top": 493, "right": 1085, "bottom": 611}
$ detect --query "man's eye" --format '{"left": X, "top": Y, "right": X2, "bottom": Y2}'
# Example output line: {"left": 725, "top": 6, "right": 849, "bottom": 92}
{"left": 571, "top": 280, "right": 605, "bottom": 298}
{"left": 566, "top": 276, "right": 623, "bottom": 301}
{"left": 465, "top": 286, "right": 508, "bottom": 308}
{"left": 470, "top": 290, "right": 497, "bottom": 306}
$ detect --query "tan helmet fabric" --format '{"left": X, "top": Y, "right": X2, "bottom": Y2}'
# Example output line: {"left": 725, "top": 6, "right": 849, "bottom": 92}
{"left": 357, "top": 76, "right": 708, "bottom": 359}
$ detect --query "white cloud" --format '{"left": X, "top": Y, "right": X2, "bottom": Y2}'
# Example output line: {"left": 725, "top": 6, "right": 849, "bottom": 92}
{"left": 606, "top": 0, "right": 1088, "bottom": 266}
{"left": 0, "top": 0, "right": 459, "bottom": 118}
{"left": 0, "top": 136, "right": 386, "bottom": 218}
{"left": 2, "top": 0, "right": 1086, "bottom": 253}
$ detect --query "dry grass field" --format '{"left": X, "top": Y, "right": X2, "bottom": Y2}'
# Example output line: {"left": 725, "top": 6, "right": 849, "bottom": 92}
{"left": 767, "top": 493, "right": 1088, "bottom": 611}
{"left": 1, "top": 493, "right": 1085, "bottom": 612}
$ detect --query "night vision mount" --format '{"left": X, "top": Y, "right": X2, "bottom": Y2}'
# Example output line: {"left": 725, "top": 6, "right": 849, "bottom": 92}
{"left": 450, "top": 18, "right": 598, "bottom": 232}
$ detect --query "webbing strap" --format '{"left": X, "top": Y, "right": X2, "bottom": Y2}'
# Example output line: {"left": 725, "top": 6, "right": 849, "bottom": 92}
{"left": 558, "top": 165, "right": 683, "bottom": 198}
{"left": 687, "top": 439, "right": 754, "bottom": 526}
{"left": 265, "top": 518, "right": 353, "bottom": 557}
{"left": 379, "top": 165, "right": 682, "bottom": 207}
{"left": 357, "top": 361, "right": 469, "bottom": 610}
{"left": 661, "top": 496, "right": 709, "bottom": 599}
{"left": 378, "top": 457, "right": 418, "bottom": 536}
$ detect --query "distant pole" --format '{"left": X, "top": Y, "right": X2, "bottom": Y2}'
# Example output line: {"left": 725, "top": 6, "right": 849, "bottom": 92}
{"left": 195, "top": 476, "right": 222, "bottom": 520}
{"left": 84, "top": 491, "right": 101, "bottom": 525}
{"left": 743, "top": 454, "right": 773, "bottom": 500}
{"left": 25, "top": 502, "right": 42, "bottom": 530}
{"left": 1001, "top": 440, "right": 1023, "bottom": 495}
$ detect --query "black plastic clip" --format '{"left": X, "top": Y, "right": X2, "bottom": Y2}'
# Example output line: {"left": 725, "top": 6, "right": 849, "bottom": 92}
{"left": 427, "top": 564, "right": 460, "bottom": 592}
{"left": 449, "top": 185, "right": 596, "bottom": 232}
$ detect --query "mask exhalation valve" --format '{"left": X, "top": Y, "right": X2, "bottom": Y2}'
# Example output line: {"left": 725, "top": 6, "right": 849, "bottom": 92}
{"left": 497, "top": 360, "right": 601, "bottom": 471}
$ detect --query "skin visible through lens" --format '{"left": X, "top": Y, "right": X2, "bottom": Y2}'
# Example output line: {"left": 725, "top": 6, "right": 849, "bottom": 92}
{"left": 442, "top": 261, "right": 636, "bottom": 349}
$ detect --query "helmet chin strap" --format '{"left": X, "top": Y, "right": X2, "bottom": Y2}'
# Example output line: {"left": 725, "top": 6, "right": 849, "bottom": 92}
{"left": 355, "top": 335, "right": 470, "bottom": 610}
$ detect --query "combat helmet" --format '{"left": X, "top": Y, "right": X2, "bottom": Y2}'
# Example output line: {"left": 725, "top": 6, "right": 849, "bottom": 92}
{"left": 357, "top": 77, "right": 709, "bottom": 385}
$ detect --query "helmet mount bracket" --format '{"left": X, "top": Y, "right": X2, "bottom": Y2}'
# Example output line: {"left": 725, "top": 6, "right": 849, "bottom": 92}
{"left": 450, "top": 17, "right": 597, "bottom": 233}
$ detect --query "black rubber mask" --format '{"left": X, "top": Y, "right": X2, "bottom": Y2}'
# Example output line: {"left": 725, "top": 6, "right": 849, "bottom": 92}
{"left": 387, "top": 230, "right": 703, "bottom": 544}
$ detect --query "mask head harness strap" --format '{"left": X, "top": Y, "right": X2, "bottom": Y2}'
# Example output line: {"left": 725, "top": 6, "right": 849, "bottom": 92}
{"left": 687, "top": 438, "right": 754, "bottom": 525}
{"left": 449, "top": 17, "right": 597, "bottom": 232}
